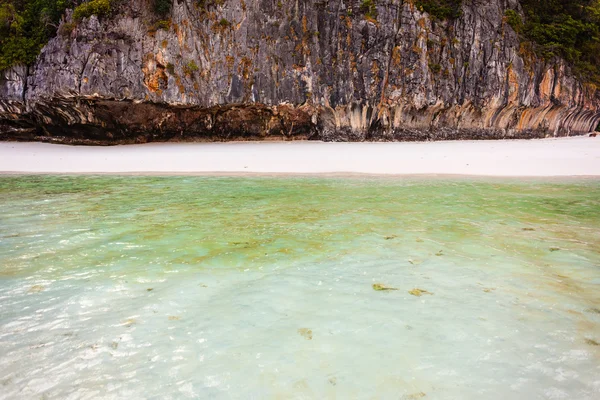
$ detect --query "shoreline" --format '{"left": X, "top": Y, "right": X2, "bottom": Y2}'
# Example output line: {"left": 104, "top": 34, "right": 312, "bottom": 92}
{"left": 2, "top": 171, "right": 600, "bottom": 181}
{"left": 1, "top": 136, "right": 599, "bottom": 178}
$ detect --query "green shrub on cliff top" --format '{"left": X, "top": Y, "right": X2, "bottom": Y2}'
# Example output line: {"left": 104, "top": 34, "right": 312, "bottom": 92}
{"left": 73, "top": 0, "right": 112, "bottom": 22}
{"left": 0, "top": 0, "right": 73, "bottom": 70}
{"left": 0, "top": 0, "right": 116, "bottom": 70}
{"left": 518, "top": 0, "right": 600, "bottom": 83}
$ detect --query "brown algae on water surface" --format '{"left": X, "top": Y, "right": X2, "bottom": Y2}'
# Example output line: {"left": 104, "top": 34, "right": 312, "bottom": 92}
{"left": 168, "top": 315, "right": 181, "bottom": 321}
{"left": 373, "top": 283, "right": 398, "bottom": 291}
{"left": 298, "top": 328, "right": 313, "bottom": 340}
{"left": 409, "top": 288, "right": 433, "bottom": 297}
{"left": 585, "top": 338, "right": 599, "bottom": 346}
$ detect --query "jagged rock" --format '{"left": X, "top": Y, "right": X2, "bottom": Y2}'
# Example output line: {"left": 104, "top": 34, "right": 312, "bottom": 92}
{"left": 1, "top": 0, "right": 599, "bottom": 144}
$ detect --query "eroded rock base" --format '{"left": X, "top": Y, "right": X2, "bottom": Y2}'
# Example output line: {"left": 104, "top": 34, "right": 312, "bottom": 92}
{"left": 0, "top": 99, "right": 559, "bottom": 145}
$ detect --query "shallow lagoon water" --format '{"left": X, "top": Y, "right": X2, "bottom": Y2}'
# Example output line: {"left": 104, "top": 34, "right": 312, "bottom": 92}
{"left": 0, "top": 176, "right": 599, "bottom": 399}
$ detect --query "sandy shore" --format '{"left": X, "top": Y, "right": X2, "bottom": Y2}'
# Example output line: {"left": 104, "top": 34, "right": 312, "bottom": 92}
{"left": 1, "top": 136, "right": 599, "bottom": 177}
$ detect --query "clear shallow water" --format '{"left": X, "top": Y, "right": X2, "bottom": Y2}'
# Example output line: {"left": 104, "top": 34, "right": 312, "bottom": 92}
{"left": 0, "top": 176, "right": 599, "bottom": 399}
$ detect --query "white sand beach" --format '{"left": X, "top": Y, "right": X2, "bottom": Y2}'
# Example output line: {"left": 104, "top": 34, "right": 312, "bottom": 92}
{"left": 1, "top": 136, "right": 599, "bottom": 176}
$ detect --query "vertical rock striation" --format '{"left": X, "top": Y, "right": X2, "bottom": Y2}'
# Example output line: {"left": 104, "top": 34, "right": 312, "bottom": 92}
{"left": 1, "top": 0, "right": 599, "bottom": 144}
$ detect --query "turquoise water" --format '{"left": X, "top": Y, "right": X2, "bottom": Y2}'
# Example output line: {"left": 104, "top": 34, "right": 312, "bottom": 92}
{"left": 0, "top": 176, "right": 599, "bottom": 399}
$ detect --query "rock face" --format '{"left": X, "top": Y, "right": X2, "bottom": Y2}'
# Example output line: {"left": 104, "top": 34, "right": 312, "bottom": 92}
{"left": 1, "top": 0, "right": 599, "bottom": 144}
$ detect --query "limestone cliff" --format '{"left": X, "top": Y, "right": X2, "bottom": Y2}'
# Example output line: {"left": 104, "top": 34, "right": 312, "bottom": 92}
{"left": 1, "top": 0, "right": 599, "bottom": 144}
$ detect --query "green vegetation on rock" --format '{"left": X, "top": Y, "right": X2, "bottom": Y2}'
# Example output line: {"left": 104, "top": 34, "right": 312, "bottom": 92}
{"left": 183, "top": 60, "right": 199, "bottom": 75}
{"left": 360, "top": 0, "right": 378, "bottom": 20}
{"left": 72, "top": 0, "right": 112, "bottom": 22}
{"left": 196, "top": 0, "right": 225, "bottom": 11}
{"left": 153, "top": 0, "right": 171, "bottom": 17}
{"left": 518, "top": 0, "right": 600, "bottom": 84}
{"left": 416, "top": 0, "right": 600, "bottom": 83}
{"left": 166, "top": 62, "right": 175, "bottom": 75}
{"left": 429, "top": 62, "right": 442, "bottom": 74}
{"left": 218, "top": 17, "right": 231, "bottom": 27}
{"left": 0, "top": 0, "right": 115, "bottom": 70}
{"left": 504, "top": 9, "right": 523, "bottom": 33}
{"left": 414, "top": 0, "right": 463, "bottom": 20}
{"left": 0, "top": 0, "right": 73, "bottom": 70}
